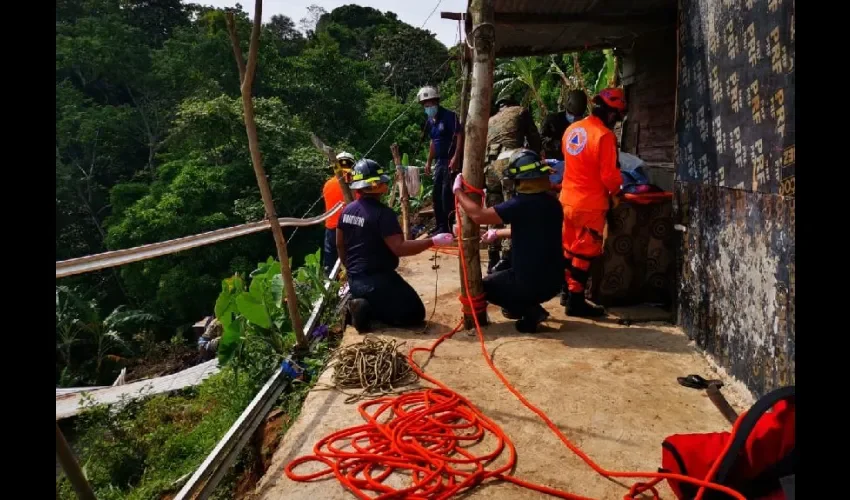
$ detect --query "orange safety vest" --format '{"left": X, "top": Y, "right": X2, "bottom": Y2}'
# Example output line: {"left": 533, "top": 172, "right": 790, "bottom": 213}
{"left": 559, "top": 115, "right": 623, "bottom": 211}
{"left": 323, "top": 177, "right": 345, "bottom": 229}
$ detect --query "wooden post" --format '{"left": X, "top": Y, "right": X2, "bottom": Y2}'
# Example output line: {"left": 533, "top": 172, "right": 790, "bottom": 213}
{"left": 458, "top": 0, "right": 495, "bottom": 328}
{"left": 226, "top": 3, "right": 306, "bottom": 348}
{"left": 57, "top": 422, "right": 96, "bottom": 500}
{"left": 390, "top": 143, "right": 411, "bottom": 239}
{"left": 310, "top": 133, "right": 354, "bottom": 204}
{"left": 457, "top": 45, "right": 472, "bottom": 169}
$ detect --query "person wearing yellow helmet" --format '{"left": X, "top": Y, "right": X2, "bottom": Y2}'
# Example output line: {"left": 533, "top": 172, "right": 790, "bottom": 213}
{"left": 452, "top": 149, "right": 564, "bottom": 333}
{"left": 320, "top": 151, "right": 355, "bottom": 274}
{"left": 337, "top": 158, "right": 454, "bottom": 333}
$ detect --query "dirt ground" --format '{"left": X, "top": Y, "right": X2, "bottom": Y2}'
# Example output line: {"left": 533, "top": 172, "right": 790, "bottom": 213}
{"left": 250, "top": 250, "right": 753, "bottom": 499}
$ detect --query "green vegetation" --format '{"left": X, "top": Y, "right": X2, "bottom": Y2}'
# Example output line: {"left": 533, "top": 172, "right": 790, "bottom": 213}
{"left": 57, "top": 253, "right": 339, "bottom": 500}
{"left": 55, "top": 0, "right": 457, "bottom": 386}
{"left": 56, "top": 1, "right": 612, "bottom": 495}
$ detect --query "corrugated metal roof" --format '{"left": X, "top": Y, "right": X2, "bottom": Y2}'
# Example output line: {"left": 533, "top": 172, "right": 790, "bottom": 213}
{"left": 462, "top": 0, "right": 676, "bottom": 57}
{"left": 56, "top": 359, "right": 219, "bottom": 420}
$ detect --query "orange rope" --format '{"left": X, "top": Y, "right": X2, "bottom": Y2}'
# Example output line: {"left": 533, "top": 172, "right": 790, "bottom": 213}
{"left": 284, "top": 188, "right": 747, "bottom": 500}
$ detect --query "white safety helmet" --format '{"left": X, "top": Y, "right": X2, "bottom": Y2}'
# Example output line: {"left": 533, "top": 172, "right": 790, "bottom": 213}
{"left": 336, "top": 151, "right": 355, "bottom": 163}
{"left": 417, "top": 86, "right": 440, "bottom": 103}
{"left": 335, "top": 151, "right": 355, "bottom": 170}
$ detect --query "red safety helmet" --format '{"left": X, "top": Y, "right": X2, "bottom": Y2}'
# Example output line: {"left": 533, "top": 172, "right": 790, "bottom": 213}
{"left": 595, "top": 87, "right": 627, "bottom": 112}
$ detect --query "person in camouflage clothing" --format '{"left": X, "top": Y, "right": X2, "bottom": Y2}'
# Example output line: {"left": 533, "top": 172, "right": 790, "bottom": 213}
{"left": 540, "top": 89, "right": 588, "bottom": 161}
{"left": 484, "top": 96, "right": 542, "bottom": 273}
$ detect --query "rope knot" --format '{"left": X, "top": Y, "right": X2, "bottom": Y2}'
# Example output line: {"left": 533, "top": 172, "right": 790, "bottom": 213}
{"left": 458, "top": 293, "right": 487, "bottom": 315}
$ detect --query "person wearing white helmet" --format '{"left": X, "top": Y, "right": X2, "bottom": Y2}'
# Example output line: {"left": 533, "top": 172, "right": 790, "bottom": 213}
{"left": 417, "top": 86, "right": 464, "bottom": 235}
{"left": 320, "top": 152, "right": 355, "bottom": 274}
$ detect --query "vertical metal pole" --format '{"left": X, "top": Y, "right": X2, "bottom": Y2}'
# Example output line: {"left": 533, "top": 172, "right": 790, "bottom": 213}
{"left": 56, "top": 422, "right": 96, "bottom": 500}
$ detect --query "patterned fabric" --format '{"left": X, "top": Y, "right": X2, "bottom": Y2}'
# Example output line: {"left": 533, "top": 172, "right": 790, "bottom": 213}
{"left": 588, "top": 200, "right": 674, "bottom": 306}
{"left": 484, "top": 148, "right": 515, "bottom": 259}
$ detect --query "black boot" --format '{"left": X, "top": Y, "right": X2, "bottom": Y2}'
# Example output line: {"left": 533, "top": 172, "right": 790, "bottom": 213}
{"left": 348, "top": 298, "right": 372, "bottom": 333}
{"left": 501, "top": 308, "right": 522, "bottom": 320}
{"left": 559, "top": 286, "right": 569, "bottom": 307}
{"left": 566, "top": 292, "right": 606, "bottom": 318}
{"left": 515, "top": 305, "right": 550, "bottom": 333}
{"left": 487, "top": 249, "right": 500, "bottom": 274}
{"left": 491, "top": 258, "right": 512, "bottom": 273}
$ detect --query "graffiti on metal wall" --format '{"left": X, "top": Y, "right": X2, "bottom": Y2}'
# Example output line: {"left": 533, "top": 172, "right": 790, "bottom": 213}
{"left": 675, "top": 182, "right": 795, "bottom": 396}
{"left": 676, "top": 0, "right": 795, "bottom": 196}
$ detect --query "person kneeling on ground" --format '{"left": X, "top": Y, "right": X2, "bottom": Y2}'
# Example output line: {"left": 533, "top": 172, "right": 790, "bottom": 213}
{"left": 337, "top": 158, "right": 455, "bottom": 333}
{"left": 453, "top": 149, "right": 565, "bottom": 333}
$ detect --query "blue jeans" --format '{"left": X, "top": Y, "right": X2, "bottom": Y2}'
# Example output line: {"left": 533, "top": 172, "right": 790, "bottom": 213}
{"left": 432, "top": 160, "right": 456, "bottom": 232}
{"left": 322, "top": 228, "right": 338, "bottom": 274}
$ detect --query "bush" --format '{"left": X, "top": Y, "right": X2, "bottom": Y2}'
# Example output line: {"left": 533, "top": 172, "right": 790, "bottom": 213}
{"left": 58, "top": 252, "right": 342, "bottom": 499}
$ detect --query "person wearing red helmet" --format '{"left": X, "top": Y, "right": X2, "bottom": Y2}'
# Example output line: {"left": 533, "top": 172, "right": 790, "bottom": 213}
{"left": 559, "top": 87, "right": 627, "bottom": 317}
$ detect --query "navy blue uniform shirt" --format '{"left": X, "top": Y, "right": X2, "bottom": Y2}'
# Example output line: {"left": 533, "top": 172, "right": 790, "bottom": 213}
{"left": 427, "top": 107, "right": 460, "bottom": 161}
{"left": 339, "top": 197, "right": 402, "bottom": 277}
{"left": 493, "top": 192, "right": 564, "bottom": 291}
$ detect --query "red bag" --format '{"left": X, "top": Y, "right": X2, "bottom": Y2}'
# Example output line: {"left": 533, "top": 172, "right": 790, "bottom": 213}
{"left": 660, "top": 386, "right": 795, "bottom": 500}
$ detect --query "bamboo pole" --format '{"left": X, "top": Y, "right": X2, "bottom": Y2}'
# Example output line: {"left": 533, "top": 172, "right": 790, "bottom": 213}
{"left": 226, "top": 3, "right": 306, "bottom": 348}
{"left": 458, "top": 0, "right": 494, "bottom": 328}
{"left": 310, "top": 133, "right": 354, "bottom": 204}
{"left": 390, "top": 143, "right": 411, "bottom": 239}
{"left": 57, "top": 422, "right": 96, "bottom": 500}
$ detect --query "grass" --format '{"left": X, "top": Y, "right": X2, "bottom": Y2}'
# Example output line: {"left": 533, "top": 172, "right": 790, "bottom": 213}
{"left": 57, "top": 330, "right": 340, "bottom": 500}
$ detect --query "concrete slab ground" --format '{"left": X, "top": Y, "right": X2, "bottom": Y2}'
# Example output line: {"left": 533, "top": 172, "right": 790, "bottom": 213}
{"left": 252, "top": 250, "right": 753, "bottom": 499}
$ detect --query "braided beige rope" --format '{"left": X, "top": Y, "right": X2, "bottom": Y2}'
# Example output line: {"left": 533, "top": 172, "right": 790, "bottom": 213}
{"left": 328, "top": 337, "right": 418, "bottom": 403}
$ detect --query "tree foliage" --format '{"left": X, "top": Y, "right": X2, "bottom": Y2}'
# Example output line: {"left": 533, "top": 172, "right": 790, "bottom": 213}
{"left": 55, "top": 1, "right": 459, "bottom": 386}
{"left": 55, "top": 0, "right": 611, "bottom": 386}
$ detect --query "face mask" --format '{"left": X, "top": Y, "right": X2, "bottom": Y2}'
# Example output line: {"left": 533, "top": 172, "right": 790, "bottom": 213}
{"left": 565, "top": 112, "right": 576, "bottom": 123}
{"left": 425, "top": 106, "right": 438, "bottom": 118}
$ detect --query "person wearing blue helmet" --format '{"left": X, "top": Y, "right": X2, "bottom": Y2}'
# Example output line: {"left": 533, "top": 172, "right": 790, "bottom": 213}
{"left": 337, "top": 158, "right": 455, "bottom": 333}
{"left": 452, "top": 149, "right": 564, "bottom": 333}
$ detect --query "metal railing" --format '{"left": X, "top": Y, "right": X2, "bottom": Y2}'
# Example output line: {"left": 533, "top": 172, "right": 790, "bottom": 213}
{"left": 56, "top": 204, "right": 342, "bottom": 278}
{"left": 174, "top": 260, "right": 344, "bottom": 500}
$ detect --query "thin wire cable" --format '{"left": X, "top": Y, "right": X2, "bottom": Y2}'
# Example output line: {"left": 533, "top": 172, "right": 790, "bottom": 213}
{"left": 287, "top": 193, "right": 325, "bottom": 243}
{"left": 362, "top": 55, "right": 454, "bottom": 159}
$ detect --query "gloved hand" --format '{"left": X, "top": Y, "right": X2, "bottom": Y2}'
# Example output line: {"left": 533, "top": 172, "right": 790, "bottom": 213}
{"left": 431, "top": 233, "right": 454, "bottom": 247}
{"left": 452, "top": 174, "right": 464, "bottom": 194}
{"left": 480, "top": 229, "right": 499, "bottom": 244}
{"left": 611, "top": 193, "right": 622, "bottom": 209}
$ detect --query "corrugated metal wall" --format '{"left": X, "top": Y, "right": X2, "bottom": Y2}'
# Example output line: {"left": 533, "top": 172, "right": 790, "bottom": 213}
{"left": 674, "top": 0, "right": 795, "bottom": 396}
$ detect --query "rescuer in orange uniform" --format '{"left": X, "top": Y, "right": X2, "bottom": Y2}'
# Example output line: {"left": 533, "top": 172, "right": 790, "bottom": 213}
{"left": 559, "top": 88, "right": 627, "bottom": 317}
{"left": 321, "top": 151, "right": 355, "bottom": 274}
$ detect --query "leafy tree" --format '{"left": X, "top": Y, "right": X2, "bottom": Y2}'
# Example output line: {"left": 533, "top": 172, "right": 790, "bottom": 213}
{"left": 494, "top": 57, "right": 550, "bottom": 117}
{"left": 298, "top": 4, "right": 327, "bottom": 37}
{"left": 266, "top": 14, "right": 306, "bottom": 56}
{"left": 106, "top": 96, "right": 326, "bottom": 330}
{"left": 55, "top": 0, "right": 459, "bottom": 359}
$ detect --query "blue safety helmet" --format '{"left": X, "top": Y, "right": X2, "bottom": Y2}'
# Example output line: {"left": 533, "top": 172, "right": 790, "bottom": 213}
{"left": 349, "top": 159, "right": 390, "bottom": 190}
{"left": 504, "top": 149, "right": 554, "bottom": 180}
